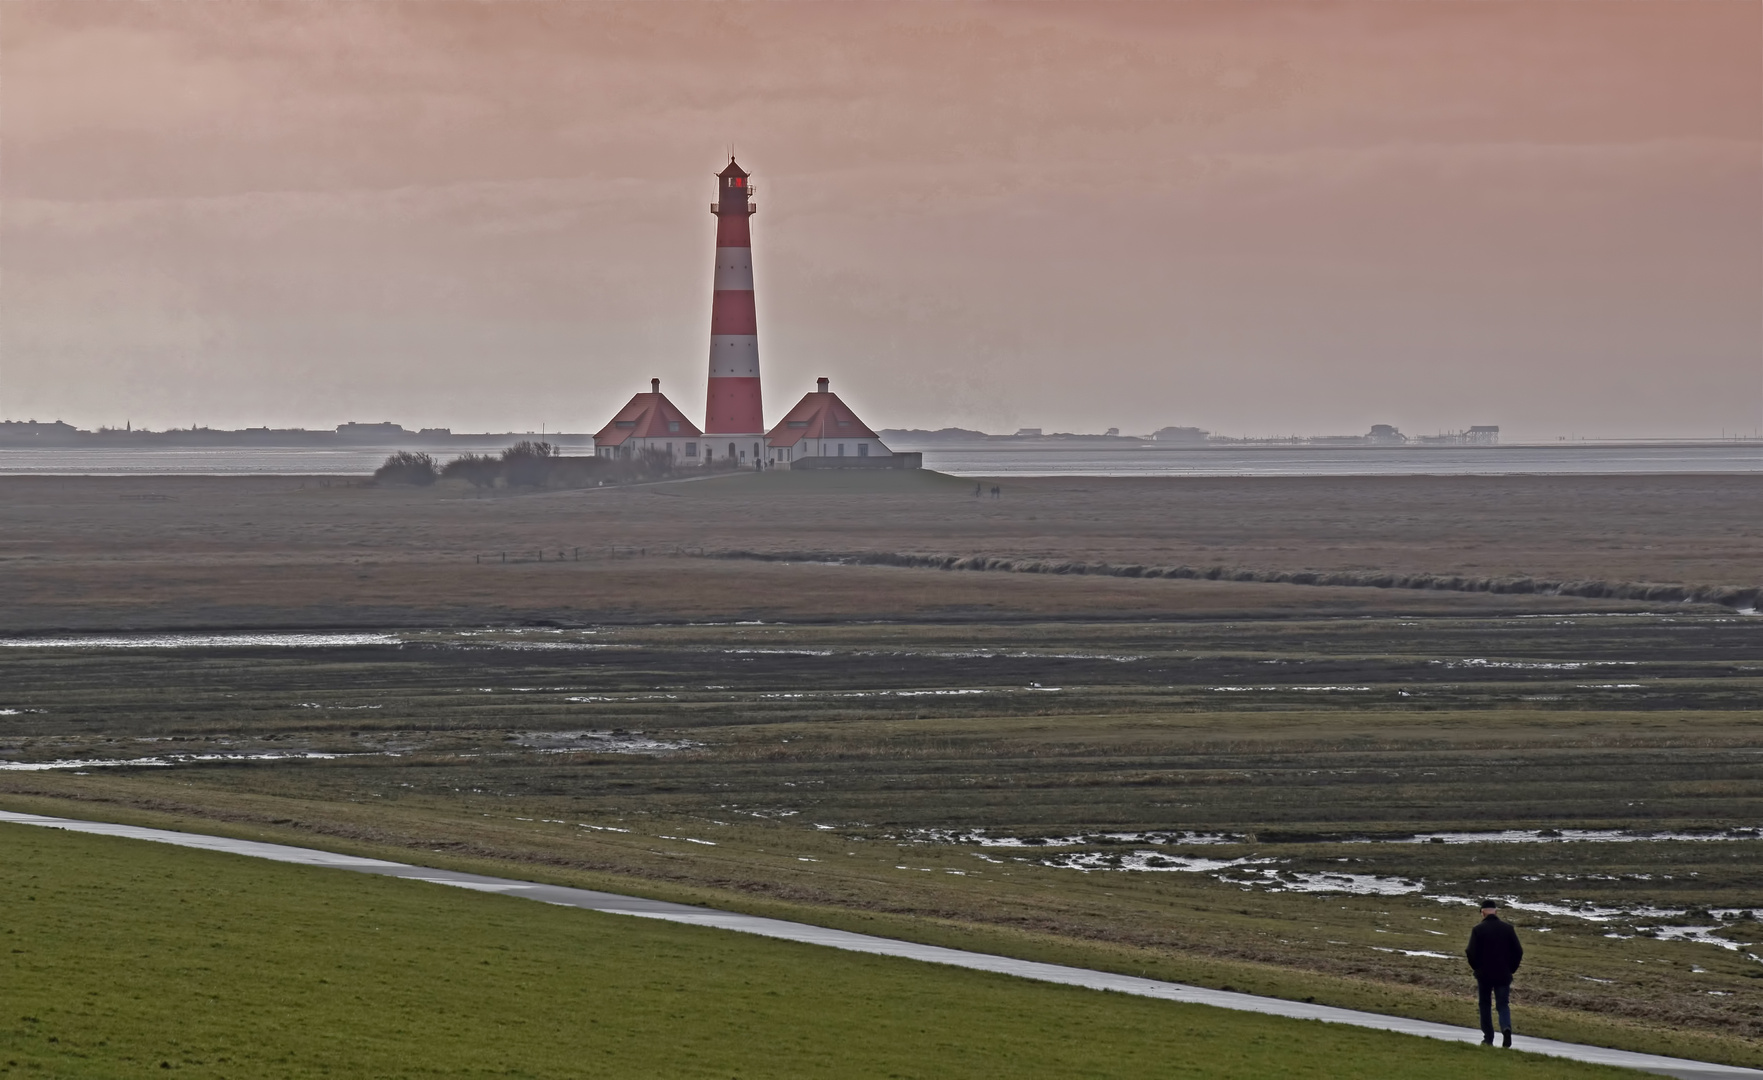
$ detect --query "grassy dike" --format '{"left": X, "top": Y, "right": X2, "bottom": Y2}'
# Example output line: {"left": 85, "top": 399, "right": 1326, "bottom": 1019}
{"left": 0, "top": 823, "right": 1643, "bottom": 1080}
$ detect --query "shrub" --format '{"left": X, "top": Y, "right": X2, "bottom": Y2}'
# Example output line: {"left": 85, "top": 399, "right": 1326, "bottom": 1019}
{"left": 546, "top": 456, "right": 610, "bottom": 488}
{"left": 501, "top": 441, "right": 559, "bottom": 487}
{"left": 441, "top": 453, "right": 502, "bottom": 489}
{"left": 373, "top": 451, "right": 438, "bottom": 486}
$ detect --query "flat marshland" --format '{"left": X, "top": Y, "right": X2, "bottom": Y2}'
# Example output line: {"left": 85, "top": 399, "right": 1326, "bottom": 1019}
{"left": 1, "top": 470, "right": 1759, "bottom": 1073}
{"left": 2, "top": 470, "right": 1758, "bottom": 628}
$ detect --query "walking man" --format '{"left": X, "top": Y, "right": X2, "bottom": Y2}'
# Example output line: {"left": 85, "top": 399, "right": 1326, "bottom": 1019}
{"left": 1466, "top": 899, "right": 1523, "bottom": 1047}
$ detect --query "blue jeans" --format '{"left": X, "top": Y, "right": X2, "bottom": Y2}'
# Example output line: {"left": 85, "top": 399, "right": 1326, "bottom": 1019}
{"left": 1478, "top": 979, "right": 1512, "bottom": 1036}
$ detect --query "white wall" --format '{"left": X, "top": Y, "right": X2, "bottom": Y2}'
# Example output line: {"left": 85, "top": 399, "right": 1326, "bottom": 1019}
{"left": 595, "top": 436, "right": 702, "bottom": 463}
{"left": 773, "top": 437, "right": 890, "bottom": 461}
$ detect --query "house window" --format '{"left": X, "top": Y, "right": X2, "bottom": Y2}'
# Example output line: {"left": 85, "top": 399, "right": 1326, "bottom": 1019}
{"left": 838, "top": 444, "right": 846, "bottom": 457}
{"left": 668, "top": 421, "right": 680, "bottom": 432}
{"left": 858, "top": 443, "right": 869, "bottom": 457}
{"left": 665, "top": 442, "right": 673, "bottom": 454}
{"left": 685, "top": 442, "right": 697, "bottom": 457}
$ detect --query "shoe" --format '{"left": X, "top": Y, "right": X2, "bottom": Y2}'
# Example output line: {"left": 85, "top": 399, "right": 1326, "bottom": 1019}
{"left": 1482, "top": 1036, "right": 1494, "bottom": 1046}
{"left": 1502, "top": 1030, "right": 1512, "bottom": 1048}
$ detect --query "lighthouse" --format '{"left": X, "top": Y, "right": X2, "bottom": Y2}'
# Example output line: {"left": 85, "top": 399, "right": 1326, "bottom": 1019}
{"left": 704, "top": 158, "right": 766, "bottom": 466}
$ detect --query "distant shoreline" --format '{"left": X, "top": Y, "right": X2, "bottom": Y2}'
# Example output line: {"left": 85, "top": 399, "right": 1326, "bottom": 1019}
{"left": 885, "top": 438, "right": 1763, "bottom": 452}
{"left": 0, "top": 428, "right": 594, "bottom": 451}
{"left": 0, "top": 441, "right": 1758, "bottom": 478}
{"left": 1, "top": 425, "right": 1756, "bottom": 454}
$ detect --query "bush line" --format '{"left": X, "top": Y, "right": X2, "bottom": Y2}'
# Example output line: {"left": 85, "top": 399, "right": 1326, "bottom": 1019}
{"left": 704, "top": 549, "right": 1762, "bottom": 610}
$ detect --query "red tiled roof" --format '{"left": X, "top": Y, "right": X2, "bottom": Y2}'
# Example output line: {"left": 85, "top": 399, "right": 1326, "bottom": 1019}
{"left": 594, "top": 388, "right": 702, "bottom": 447}
{"left": 765, "top": 388, "right": 878, "bottom": 448}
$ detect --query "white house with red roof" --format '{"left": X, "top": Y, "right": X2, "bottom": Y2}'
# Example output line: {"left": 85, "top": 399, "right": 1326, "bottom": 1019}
{"left": 765, "top": 377, "right": 907, "bottom": 467}
{"left": 593, "top": 379, "right": 703, "bottom": 463}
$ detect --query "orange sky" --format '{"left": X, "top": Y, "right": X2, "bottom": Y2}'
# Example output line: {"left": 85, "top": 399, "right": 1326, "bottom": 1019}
{"left": 3, "top": 2, "right": 1758, "bottom": 438}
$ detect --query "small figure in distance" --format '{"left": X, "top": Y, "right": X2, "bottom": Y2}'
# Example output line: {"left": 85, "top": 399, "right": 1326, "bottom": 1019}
{"left": 1466, "top": 898, "right": 1523, "bottom": 1048}
{"left": 991, "top": 485, "right": 1001, "bottom": 499}
{"left": 974, "top": 482, "right": 983, "bottom": 498}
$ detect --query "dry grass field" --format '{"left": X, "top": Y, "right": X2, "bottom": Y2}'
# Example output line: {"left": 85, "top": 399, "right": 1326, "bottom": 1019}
{"left": 1, "top": 470, "right": 1758, "bottom": 1068}
{"left": 1, "top": 470, "right": 1758, "bottom": 630}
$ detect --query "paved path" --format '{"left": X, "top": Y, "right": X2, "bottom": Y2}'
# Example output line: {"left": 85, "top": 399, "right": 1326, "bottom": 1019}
{"left": 3, "top": 810, "right": 1755, "bottom": 1080}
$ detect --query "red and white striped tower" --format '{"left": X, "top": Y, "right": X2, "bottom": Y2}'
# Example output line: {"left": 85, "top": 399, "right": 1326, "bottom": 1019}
{"left": 705, "top": 158, "right": 765, "bottom": 465}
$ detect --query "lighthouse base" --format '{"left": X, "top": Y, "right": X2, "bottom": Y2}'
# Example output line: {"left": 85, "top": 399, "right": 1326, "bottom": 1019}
{"left": 702, "top": 434, "right": 767, "bottom": 468}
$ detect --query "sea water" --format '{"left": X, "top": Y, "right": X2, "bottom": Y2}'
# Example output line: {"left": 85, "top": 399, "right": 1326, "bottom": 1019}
{"left": 1, "top": 442, "right": 1757, "bottom": 477}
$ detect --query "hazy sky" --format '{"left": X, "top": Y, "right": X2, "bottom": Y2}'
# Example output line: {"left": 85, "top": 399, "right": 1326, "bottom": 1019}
{"left": 3, "top": 2, "right": 1758, "bottom": 439}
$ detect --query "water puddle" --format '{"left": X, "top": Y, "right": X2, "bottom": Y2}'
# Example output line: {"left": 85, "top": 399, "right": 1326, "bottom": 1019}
{"left": 1431, "top": 658, "right": 1636, "bottom": 670}
{"left": 0, "top": 751, "right": 345, "bottom": 771}
{"left": 913, "top": 828, "right": 1245, "bottom": 848}
{"left": 1372, "top": 947, "right": 1454, "bottom": 959}
{"left": 562, "top": 694, "right": 679, "bottom": 702}
{"left": 1643, "top": 926, "right": 1753, "bottom": 951}
{"left": 907, "top": 826, "right": 1761, "bottom": 961}
{"left": 510, "top": 730, "right": 699, "bottom": 754}
{"left": 1044, "top": 851, "right": 1271, "bottom": 873}
{"left": 1378, "top": 828, "right": 1760, "bottom": 845}
{"left": 0, "top": 633, "right": 403, "bottom": 649}
{"left": 1222, "top": 868, "right": 1425, "bottom": 896}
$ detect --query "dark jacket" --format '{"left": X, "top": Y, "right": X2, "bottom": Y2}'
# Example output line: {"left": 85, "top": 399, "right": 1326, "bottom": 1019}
{"left": 1466, "top": 915, "right": 1523, "bottom": 985}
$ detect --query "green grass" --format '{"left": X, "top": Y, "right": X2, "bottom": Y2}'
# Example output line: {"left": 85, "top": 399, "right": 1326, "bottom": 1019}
{"left": 0, "top": 824, "right": 1643, "bottom": 1079}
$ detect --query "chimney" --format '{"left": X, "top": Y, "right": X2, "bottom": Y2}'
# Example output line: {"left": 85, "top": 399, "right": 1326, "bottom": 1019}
{"left": 817, "top": 377, "right": 829, "bottom": 393}
{"left": 651, "top": 378, "right": 660, "bottom": 394}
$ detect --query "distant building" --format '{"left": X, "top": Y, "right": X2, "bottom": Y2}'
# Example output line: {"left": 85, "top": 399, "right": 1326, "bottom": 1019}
{"left": 1366, "top": 424, "right": 1407, "bottom": 445}
{"left": 336, "top": 422, "right": 406, "bottom": 442}
{"left": 1013, "top": 428, "right": 1043, "bottom": 438}
{"left": 1416, "top": 425, "right": 1501, "bottom": 446}
{"left": 594, "top": 379, "right": 702, "bottom": 462}
{"left": 1151, "top": 426, "right": 1208, "bottom": 444}
{"left": 766, "top": 378, "right": 913, "bottom": 468}
{"left": 0, "top": 420, "right": 80, "bottom": 446}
